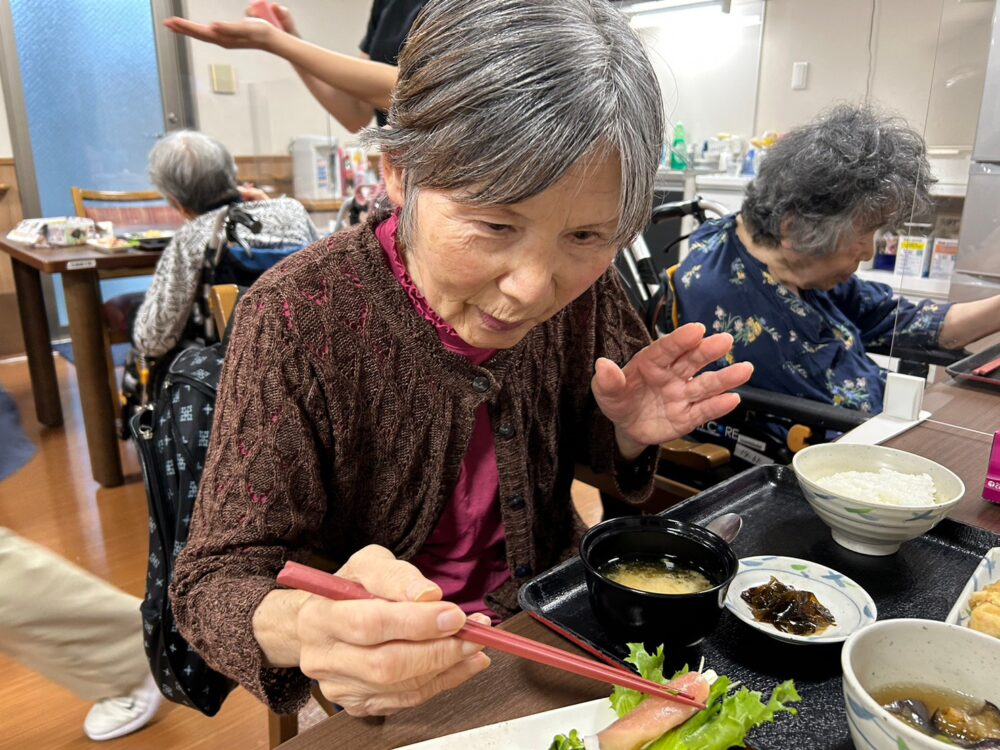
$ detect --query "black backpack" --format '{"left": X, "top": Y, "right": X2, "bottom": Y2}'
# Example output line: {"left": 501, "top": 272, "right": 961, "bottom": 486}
{"left": 131, "top": 342, "right": 236, "bottom": 715}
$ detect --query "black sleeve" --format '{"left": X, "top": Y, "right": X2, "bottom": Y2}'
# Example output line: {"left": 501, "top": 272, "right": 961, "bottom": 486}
{"left": 360, "top": 0, "right": 386, "bottom": 55}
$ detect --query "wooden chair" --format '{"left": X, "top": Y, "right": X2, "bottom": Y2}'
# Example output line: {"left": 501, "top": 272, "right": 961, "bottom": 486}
{"left": 71, "top": 186, "right": 184, "bottom": 227}
{"left": 71, "top": 186, "right": 185, "bottom": 345}
{"left": 208, "top": 284, "right": 241, "bottom": 335}
{"left": 69, "top": 187, "right": 186, "bottom": 424}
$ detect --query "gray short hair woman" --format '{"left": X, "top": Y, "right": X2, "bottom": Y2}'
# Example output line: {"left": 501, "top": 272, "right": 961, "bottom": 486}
{"left": 148, "top": 130, "right": 242, "bottom": 216}
{"left": 675, "top": 105, "right": 1000, "bottom": 412}
{"left": 169, "top": 0, "right": 751, "bottom": 718}
{"left": 132, "top": 130, "right": 318, "bottom": 357}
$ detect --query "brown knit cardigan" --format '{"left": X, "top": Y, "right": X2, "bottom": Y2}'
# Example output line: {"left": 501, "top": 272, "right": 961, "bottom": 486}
{"left": 169, "top": 218, "right": 657, "bottom": 713}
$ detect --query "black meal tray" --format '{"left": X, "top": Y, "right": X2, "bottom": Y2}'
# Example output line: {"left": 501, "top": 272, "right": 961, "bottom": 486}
{"left": 519, "top": 464, "right": 999, "bottom": 749}
{"left": 946, "top": 341, "right": 1000, "bottom": 390}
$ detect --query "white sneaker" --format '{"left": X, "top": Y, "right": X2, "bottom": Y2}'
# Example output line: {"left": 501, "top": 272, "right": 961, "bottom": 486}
{"left": 83, "top": 673, "right": 162, "bottom": 741}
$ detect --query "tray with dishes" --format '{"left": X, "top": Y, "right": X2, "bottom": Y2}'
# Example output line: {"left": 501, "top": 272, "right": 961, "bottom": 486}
{"left": 518, "top": 462, "right": 1000, "bottom": 750}
{"left": 946, "top": 342, "right": 1000, "bottom": 390}
{"left": 121, "top": 229, "right": 174, "bottom": 251}
{"left": 86, "top": 236, "right": 135, "bottom": 254}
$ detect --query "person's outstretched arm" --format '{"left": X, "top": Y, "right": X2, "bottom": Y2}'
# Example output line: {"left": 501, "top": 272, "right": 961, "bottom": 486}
{"left": 269, "top": 5, "right": 380, "bottom": 133}
{"left": 164, "top": 12, "right": 396, "bottom": 132}
{"left": 938, "top": 294, "right": 1000, "bottom": 349}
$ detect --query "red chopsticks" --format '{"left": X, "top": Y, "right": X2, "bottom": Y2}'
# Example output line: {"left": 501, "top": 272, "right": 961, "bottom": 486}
{"left": 972, "top": 356, "right": 1000, "bottom": 377}
{"left": 276, "top": 561, "right": 706, "bottom": 710}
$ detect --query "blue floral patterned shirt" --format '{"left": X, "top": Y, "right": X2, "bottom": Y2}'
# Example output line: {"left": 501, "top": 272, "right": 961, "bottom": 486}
{"left": 675, "top": 215, "right": 950, "bottom": 412}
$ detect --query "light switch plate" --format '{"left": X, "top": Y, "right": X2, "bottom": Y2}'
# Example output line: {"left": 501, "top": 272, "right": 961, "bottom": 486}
{"left": 210, "top": 64, "right": 237, "bottom": 94}
{"left": 792, "top": 61, "right": 809, "bottom": 90}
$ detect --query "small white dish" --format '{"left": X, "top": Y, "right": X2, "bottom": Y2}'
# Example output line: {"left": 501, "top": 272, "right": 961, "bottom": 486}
{"left": 945, "top": 546, "right": 1000, "bottom": 628}
{"left": 394, "top": 697, "right": 614, "bottom": 749}
{"left": 724, "top": 555, "right": 877, "bottom": 644}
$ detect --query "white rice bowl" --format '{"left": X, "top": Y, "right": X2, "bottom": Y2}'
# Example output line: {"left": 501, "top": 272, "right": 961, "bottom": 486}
{"left": 793, "top": 444, "right": 965, "bottom": 556}
{"left": 816, "top": 467, "right": 938, "bottom": 507}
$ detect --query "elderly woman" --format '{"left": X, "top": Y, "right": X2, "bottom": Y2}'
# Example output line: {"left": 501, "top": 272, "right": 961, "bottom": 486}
{"left": 675, "top": 105, "right": 1000, "bottom": 412}
{"left": 132, "top": 130, "right": 318, "bottom": 358}
{"left": 170, "top": 0, "right": 752, "bottom": 718}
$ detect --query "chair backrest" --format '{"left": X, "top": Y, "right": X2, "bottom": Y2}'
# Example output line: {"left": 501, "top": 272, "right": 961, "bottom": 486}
{"left": 71, "top": 186, "right": 184, "bottom": 227}
{"left": 208, "top": 284, "right": 240, "bottom": 335}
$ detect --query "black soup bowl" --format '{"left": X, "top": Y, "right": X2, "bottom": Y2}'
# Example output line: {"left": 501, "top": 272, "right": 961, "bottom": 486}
{"left": 581, "top": 515, "right": 738, "bottom": 648}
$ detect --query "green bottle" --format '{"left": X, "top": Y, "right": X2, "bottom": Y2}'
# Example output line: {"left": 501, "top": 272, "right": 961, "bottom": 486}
{"left": 670, "top": 122, "right": 687, "bottom": 170}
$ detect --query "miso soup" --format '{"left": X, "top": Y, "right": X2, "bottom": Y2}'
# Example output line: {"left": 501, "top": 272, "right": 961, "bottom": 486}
{"left": 599, "top": 556, "right": 713, "bottom": 595}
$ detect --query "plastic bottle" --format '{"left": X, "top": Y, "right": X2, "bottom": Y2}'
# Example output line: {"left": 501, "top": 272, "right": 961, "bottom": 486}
{"left": 670, "top": 122, "right": 687, "bottom": 170}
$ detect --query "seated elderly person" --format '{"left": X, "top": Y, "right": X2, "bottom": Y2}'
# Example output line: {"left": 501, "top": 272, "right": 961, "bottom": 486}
{"left": 132, "top": 130, "right": 318, "bottom": 358}
{"left": 675, "top": 105, "right": 1000, "bottom": 413}
{"left": 169, "top": 0, "right": 752, "bottom": 719}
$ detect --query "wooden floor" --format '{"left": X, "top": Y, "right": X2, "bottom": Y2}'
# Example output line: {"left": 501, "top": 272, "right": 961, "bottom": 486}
{"left": 0, "top": 354, "right": 268, "bottom": 749}
{"left": 0, "top": 353, "right": 603, "bottom": 748}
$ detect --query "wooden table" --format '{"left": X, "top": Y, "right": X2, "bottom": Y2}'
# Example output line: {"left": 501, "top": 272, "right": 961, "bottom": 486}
{"left": 277, "top": 613, "right": 606, "bottom": 750}
{"left": 887, "top": 380, "right": 1000, "bottom": 533}
{"left": 0, "top": 235, "right": 162, "bottom": 486}
{"left": 279, "top": 378, "right": 1000, "bottom": 750}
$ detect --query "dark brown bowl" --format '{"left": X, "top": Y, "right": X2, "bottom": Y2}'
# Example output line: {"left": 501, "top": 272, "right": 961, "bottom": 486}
{"left": 580, "top": 515, "right": 738, "bottom": 648}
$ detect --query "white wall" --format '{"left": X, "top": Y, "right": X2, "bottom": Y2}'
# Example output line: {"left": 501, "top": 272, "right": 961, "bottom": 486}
{"left": 755, "top": 0, "right": 992, "bottom": 147}
{"left": 184, "top": 0, "right": 371, "bottom": 156}
{"left": 634, "top": 0, "right": 764, "bottom": 150}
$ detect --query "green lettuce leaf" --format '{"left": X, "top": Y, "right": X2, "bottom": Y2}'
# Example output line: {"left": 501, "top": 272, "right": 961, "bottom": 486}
{"left": 647, "top": 678, "right": 801, "bottom": 750}
{"left": 558, "top": 645, "right": 800, "bottom": 750}
{"left": 547, "top": 728, "right": 586, "bottom": 750}
{"left": 609, "top": 643, "right": 694, "bottom": 718}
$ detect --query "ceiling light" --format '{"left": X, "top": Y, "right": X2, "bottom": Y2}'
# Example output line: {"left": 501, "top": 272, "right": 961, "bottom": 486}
{"left": 621, "top": 0, "right": 725, "bottom": 16}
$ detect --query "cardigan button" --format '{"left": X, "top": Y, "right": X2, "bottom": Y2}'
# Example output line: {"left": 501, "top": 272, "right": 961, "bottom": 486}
{"left": 472, "top": 375, "right": 490, "bottom": 393}
{"left": 514, "top": 564, "right": 532, "bottom": 578}
{"left": 507, "top": 494, "right": 525, "bottom": 510}
{"left": 497, "top": 423, "right": 516, "bottom": 440}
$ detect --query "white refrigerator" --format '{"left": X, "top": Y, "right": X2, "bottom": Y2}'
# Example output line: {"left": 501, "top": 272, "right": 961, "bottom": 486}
{"left": 952, "top": 3, "right": 1000, "bottom": 305}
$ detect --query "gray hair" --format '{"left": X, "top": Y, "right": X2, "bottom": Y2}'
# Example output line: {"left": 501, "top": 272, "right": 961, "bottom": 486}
{"left": 365, "top": 0, "right": 664, "bottom": 248}
{"left": 148, "top": 130, "right": 240, "bottom": 215}
{"left": 741, "top": 104, "right": 935, "bottom": 256}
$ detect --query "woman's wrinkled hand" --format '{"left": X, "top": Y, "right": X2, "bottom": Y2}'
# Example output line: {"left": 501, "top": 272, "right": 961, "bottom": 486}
{"left": 591, "top": 322, "right": 754, "bottom": 459}
{"left": 238, "top": 184, "right": 270, "bottom": 202}
{"left": 295, "top": 545, "right": 491, "bottom": 716}
{"left": 163, "top": 16, "right": 281, "bottom": 52}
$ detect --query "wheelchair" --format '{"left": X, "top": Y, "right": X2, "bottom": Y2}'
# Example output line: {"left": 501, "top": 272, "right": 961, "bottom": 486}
{"left": 599, "top": 198, "right": 966, "bottom": 515}
{"left": 118, "top": 205, "right": 307, "bottom": 435}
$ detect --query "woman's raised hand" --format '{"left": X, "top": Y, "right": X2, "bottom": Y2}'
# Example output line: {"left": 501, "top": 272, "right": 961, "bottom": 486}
{"left": 268, "top": 4, "right": 300, "bottom": 37}
{"left": 591, "top": 323, "right": 753, "bottom": 459}
{"left": 295, "top": 546, "right": 491, "bottom": 716}
{"left": 163, "top": 16, "right": 281, "bottom": 52}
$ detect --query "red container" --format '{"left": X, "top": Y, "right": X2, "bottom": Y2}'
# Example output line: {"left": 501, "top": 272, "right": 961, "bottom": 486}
{"left": 985, "top": 430, "right": 1000, "bottom": 504}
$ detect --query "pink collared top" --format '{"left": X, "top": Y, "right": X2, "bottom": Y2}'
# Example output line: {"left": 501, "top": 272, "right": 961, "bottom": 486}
{"left": 376, "top": 213, "right": 511, "bottom": 622}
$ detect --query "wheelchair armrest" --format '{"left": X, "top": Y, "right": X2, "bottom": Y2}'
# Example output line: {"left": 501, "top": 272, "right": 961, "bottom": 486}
{"left": 660, "top": 438, "right": 731, "bottom": 472}
{"left": 733, "top": 385, "right": 869, "bottom": 433}
{"left": 866, "top": 343, "right": 970, "bottom": 367}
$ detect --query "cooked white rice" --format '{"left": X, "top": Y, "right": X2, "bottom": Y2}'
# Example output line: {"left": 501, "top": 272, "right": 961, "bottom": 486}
{"left": 816, "top": 467, "right": 938, "bottom": 506}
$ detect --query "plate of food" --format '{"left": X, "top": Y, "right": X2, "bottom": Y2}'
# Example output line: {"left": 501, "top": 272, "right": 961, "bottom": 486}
{"left": 86, "top": 236, "right": 135, "bottom": 253}
{"left": 396, "top": 645, "right": 801, "bottom": 750}
{"left": 724, "top": 555, "right": 877, "bottom": 645}
{"left": 122, "top": 229, "right": 174, "bottom": 250}
{"left": 946, "top": 546, "right": 1000, "bottom": 638}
